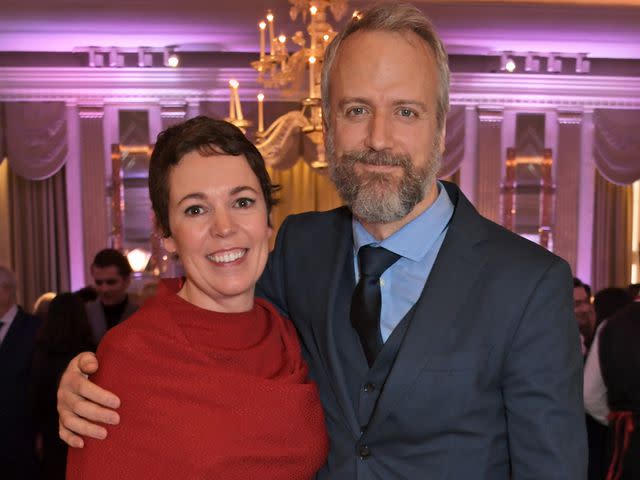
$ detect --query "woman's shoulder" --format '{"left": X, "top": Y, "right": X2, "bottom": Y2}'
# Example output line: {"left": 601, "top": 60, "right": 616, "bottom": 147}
{"left": 97, "top": 296, "right": 175, "bottom": 357}
{"left": 254, "top": 297, "right": 300, "bottom": 345}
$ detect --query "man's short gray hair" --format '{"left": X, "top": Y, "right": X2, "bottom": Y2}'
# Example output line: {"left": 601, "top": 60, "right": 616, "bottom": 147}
{"left": 321, "top": 2, "right": 450, "bottom": 132}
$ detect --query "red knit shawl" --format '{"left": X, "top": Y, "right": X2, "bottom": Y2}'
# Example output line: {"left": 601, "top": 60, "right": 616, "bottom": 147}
{"left": 67, "top": 279, "right": 328, "bottom": 479}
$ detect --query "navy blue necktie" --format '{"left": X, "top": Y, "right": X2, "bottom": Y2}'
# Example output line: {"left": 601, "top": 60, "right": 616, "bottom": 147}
{"left": 351, "top": 245, "right": 400, "bottom": 367}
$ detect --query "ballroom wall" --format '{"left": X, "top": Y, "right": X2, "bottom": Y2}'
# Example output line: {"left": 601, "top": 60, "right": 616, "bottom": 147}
{"left": 1, "top": 48, "right": 640, "bottom": 308}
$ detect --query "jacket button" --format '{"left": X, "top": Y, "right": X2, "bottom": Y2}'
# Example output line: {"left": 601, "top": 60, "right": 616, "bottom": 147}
{"left": 358, "top": 445, "right": 371, "bottom": 459}
{"left": 363, "top": 382, "right": 376, "bottom": 392}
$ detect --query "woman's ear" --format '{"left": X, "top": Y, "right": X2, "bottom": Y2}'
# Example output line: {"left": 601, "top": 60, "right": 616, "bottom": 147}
{"left": 162, "top": 236, "right": 177, "bottom": 254}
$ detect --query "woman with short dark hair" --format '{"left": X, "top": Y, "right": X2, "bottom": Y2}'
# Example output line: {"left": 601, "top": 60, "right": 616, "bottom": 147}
{"left": 67, "top": 117, "right": 328, "bottom": 479}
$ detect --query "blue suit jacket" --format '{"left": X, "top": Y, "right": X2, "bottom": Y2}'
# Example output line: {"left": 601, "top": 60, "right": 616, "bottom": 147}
{"left": 257, "top": 182, "right": 587, "bottom": 479}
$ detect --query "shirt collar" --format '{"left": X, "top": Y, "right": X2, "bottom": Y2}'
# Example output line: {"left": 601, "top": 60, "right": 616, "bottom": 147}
{"left": 352, "top": 181, "right": 454, "bottom": 262}
{"left": 0, "top": 303, "right": 18, "bottom": 339}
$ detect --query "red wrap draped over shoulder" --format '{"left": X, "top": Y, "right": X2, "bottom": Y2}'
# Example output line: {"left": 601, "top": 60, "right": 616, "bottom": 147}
{"left": 67, "top": 279, "right": 328, "bottom": 479}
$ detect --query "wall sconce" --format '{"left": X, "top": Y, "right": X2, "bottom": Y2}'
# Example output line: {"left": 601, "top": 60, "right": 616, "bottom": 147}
{"left": 500, "top": 53, "right": 516, "bottom": 73}
{"left": 547, "top": 54, "right": 563, "bottom": 73}
{"left": 575, "top": 53, "right": 591, "bottom": 74}
{"left": 108, "top": 48, "right": 125, "bottom": 67}
{"left": 496, "top": 51, "right": 589, "bottom": 75}
{"left": 524, "top": 54, "right": 540, "bottom": 72}
{"left": 87, "top": 47, "right": 104, "bottom": 67}
{"left": 137, "top": 47, "right": 153, "bottom": 67}
{"left": 126, "top": 248, "right": 151, "bottom": 273}
{"left": 163, "top": 48, "right": 179, "bottom": 68}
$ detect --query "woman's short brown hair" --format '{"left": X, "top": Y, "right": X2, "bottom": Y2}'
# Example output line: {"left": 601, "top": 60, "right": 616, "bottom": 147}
{"left": 148, "top": 116, "right": 279, "bottom": 237}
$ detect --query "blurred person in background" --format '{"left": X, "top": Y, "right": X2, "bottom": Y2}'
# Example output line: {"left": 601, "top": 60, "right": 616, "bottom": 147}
{"left": 0, "top": 265, "right": 40, "bottom": 479}
{"left": 32, "top": 292, "right": 57, "bottom": 320}
{"left": 86, "top": 249, "right": 138, "bottom": 343}
{"left": 598, "top": 303, "right": 640, "bottom": 479}
{"left": 32, "top": 292, "right": 96, "bottom": 479}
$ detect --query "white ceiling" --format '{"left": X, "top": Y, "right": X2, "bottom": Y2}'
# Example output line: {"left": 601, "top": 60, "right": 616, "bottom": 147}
{"left": 1, "top": 0, "right": 639, "bottom": 59}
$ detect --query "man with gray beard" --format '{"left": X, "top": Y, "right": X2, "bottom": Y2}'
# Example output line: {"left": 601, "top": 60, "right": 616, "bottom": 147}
{"left": 57, "top": 3, "right": 586, "bottom": 479}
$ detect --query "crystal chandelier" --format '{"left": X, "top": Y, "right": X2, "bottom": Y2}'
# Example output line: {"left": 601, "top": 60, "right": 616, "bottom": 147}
{"left": 226, "top": 0, "right": 350, "bottom": 169}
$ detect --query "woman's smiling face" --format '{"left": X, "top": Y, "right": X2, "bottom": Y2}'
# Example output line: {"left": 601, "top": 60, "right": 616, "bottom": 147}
{"left": 163, "top": 149, "right": 272, "bottom": 313}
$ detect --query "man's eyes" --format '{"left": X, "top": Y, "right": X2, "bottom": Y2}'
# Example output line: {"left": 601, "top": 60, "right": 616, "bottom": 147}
{"left": 398, "top": 108, "right": 417, "bottom": 118}
{"left": 345, "top": 106, "right": 366, "bottom": 116}
{"left": 343, "top": 106, "right": 419, "bottom": 118}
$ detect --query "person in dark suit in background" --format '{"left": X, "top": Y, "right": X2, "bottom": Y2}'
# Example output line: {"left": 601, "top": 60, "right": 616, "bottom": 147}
{"left": 599, "top": 303, "right": 640, "bottom": 479}
{"left": 0, "top": 265, "right": 41, "bottom": 479}
{"left": 56, "top": 3, "right": 586, "bottom": 478}
{"left": 85, "top": 248, "right": 138, "bottom": 343}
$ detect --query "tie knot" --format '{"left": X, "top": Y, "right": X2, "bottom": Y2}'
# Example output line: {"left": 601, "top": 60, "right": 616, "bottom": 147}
{"left": 358, "top": 245, "right": 400, "bottom": 279}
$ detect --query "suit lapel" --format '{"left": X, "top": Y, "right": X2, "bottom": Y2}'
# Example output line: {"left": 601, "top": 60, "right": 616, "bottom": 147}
{"left": 368, "top": 184, "right": 490, "bottom": 430}
{"left": 309, "top": 208, "right": 362, "bottom": 436}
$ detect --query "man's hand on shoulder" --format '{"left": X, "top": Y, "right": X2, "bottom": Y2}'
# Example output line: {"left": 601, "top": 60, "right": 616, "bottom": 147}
{"left": 57, "top": 352, "right": 121, "bottom": 447}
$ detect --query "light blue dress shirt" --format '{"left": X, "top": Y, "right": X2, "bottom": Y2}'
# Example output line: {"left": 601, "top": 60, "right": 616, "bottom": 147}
{"left": 352, "top": 182, "right": 454, "bottom": 342}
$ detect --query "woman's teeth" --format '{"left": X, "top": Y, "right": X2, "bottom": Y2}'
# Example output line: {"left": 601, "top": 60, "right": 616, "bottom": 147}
{"left": 208, "top": 249, "right": 246, "bottom": 264}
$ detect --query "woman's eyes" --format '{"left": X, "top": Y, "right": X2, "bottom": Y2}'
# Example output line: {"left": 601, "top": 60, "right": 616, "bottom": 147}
{"left": 234, "top": 197, "right": 256, "bottom": 209}
{"left": 182, "top": 197, "right": 256, "bottom": 216}
{"left": 184, "top": 205, "right": 205, "bottom": 216}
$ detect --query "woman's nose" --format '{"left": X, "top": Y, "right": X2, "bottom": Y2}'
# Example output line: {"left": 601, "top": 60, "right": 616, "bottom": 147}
{"left": 211, "top": 208, "right": 236, "bottom": 237}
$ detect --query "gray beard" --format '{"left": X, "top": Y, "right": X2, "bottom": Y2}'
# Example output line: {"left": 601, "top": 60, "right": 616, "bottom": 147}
{"left": 327, "top": 134, "right": 441, "bottom": 224}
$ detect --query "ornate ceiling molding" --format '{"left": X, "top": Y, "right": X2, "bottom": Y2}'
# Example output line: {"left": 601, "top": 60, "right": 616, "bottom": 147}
{"left": 450, "top": 73, "right": 640, "bottom": 109}
{"left": 1, "top": 67, "right": 639, "bottom": 109}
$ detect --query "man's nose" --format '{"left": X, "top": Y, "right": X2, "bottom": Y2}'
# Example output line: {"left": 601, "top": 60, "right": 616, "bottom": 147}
{"left": 364, "top": 112, "right": 393, "bottom": 152}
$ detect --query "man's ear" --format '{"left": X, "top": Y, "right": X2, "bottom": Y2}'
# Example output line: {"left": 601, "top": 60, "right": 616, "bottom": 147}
{"left": 438, "top": 124, "right": 447, "bottom": 155}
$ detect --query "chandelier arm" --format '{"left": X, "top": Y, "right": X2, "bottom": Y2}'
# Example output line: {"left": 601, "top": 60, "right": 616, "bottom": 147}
{"left": 257, "top": 111, "right": 311, "bottom": 169}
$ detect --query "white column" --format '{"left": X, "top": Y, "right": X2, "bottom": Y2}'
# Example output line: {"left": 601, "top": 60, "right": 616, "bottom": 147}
{"left": 576, "top": 109, "right": 595, "bottom": 283}
{"left": 459, "top": 105, "right": 478, "bottom": 204}
{"left": 65, "top": 101, "right": 86, "bottom": 290}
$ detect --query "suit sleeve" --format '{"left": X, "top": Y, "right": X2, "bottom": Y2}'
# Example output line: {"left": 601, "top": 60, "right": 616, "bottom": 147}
{"left": 256, "top": 215, "right": 292, "bottom": 318}
{"left": 503, "top": 257, "right": 588, "bottom": 480}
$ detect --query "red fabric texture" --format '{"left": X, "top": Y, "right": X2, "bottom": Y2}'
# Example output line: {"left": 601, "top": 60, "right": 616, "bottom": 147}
{"left": 606, "top": 411, "right": 635, "bottom": 480}
{"left": 67, "top": 279, "right": 328, "bottom": 479}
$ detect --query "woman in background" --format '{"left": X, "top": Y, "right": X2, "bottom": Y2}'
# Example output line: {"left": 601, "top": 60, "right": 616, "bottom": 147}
{"left": 32, "top": 292, "right": 96, "bottom": 479}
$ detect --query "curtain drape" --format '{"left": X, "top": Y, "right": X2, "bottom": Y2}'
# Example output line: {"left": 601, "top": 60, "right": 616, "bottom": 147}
{"left": 267, "top": 162, "right": 342, "bottom": 243}
{"left": 0, "top": 103, "right": 6, "bottom": 165}
{"left": 591, "top": 170, "right": 632, "bottom": 292}
{"left": 6, "top": 102, "right": 67, "bottom": 180}
{"left": 9, "top": 166, "right": 70, "bottom": 310}
{"left": 593, "top": 109, "right": 640, "bottom": 185}
{"left": 438, "top": 105, "right": 466, "bottom": 178}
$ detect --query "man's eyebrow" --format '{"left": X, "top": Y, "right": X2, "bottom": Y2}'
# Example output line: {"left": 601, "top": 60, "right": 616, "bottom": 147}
{"left": 391, "top": 100, "right": 429, "bottom": 111}
{"left": 337, "top": 97, "right": 371, "bottom": 109}
{"left": 337, "top": 98, "right": 429, "bottom": 111}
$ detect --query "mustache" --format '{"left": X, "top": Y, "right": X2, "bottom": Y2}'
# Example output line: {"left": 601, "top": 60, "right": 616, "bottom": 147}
{"left": 342, "top": 150, "right": 411, "bottom": 168}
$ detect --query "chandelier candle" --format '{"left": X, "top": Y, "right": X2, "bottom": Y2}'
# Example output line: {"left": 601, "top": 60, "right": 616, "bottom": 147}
{"left": 259, "top": 21, "right": 267, "bottom": 60}
{"left": 266, "top": 11, "right": 275, "bottom": 57}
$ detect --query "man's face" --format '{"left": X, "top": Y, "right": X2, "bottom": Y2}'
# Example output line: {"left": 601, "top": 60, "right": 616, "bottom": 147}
{"left": 91, "top": 265, "right": 130, "bottom": 306}
{"left": 573, "top": 286, "right": 595, "bottom": 338}
{"left": 326, "top": 29, "right": 445, "bottom": 225}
